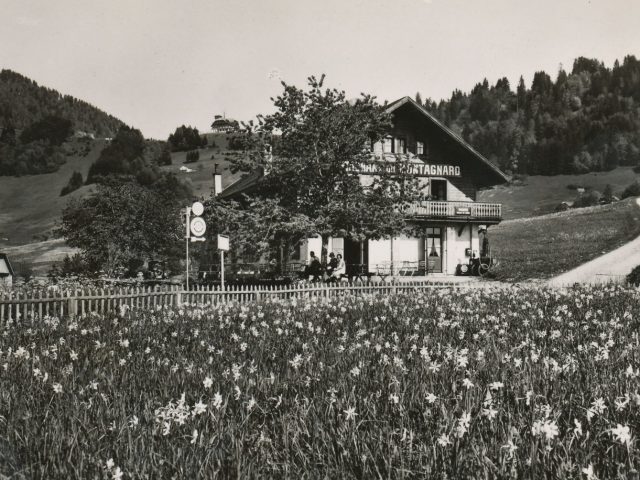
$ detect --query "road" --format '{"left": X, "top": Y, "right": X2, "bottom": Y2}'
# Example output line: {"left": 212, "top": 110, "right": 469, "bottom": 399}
{"left": 547, "top": 198, "right": 640, "bottom": 286}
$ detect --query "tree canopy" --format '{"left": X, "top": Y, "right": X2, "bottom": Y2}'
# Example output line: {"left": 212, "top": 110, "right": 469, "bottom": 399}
{"left": 423, "top": 54, "right": 640, "bottom": 176}
{"left": 60, "top": 179, "right": 187, "bottom": 276}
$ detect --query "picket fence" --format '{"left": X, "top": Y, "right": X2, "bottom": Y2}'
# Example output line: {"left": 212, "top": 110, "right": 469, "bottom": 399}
{"left": 0, "top": 281, "right": 471, "bottom": 323}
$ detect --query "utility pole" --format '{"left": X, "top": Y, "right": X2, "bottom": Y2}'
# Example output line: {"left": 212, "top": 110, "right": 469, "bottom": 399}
{"left": 185, "top": 206, "right": 191, "bottom": 290}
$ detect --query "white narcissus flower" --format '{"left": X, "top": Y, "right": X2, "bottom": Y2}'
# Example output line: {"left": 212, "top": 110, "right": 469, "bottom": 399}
{"left": 213, "top": 392, "right": 223, "bottom": 410}
{"left": 112, "top": 466, "right": 123, "bottom": 480}
{"left": 203, "top": 377, "right": 213, "bottom": 389}
{"left": 582, "top": 463, "right": 597, "bottom": 480}
{"left": 611, "top": 424, "right": 632, "bottom": 446}
{"left": 52, "top": 383, "right": 63, "bottom": 394}
{"left": 573, "top": 418, "right": 582, "bottom": 437}
{"left": 437, "top": 434, "right": 451, "bottom": 447}
{"left": 343, "top": 406, "right": 357, "bottom": 421}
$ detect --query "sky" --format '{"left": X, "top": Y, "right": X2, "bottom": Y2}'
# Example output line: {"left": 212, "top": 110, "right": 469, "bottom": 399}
{"left": 1, "top": 0, "right": 639, "bottom": 139}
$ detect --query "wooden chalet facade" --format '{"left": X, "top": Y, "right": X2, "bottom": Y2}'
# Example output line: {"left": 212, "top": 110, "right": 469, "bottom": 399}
{"left": 220, "top": 96, "right": 508, "bottom": 276}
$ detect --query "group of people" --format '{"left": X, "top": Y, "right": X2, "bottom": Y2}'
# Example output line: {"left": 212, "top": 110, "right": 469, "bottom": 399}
{"left": 303, "top": 251, "right": 346, "bottom": 282}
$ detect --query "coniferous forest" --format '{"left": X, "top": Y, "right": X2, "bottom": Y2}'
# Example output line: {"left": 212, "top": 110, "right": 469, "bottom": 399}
{"left": 421, "top": 55, "right": 640, "bottom": 176}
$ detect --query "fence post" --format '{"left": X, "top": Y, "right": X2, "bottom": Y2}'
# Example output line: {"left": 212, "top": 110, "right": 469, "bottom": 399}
{"left": 68, "top": 291, "right": 78, "bottom": 318}
{"left": 175, "top": 285, "right": 183, "bottom": 307}
{"left": 255, "top": 286, "right": 261, "bottom": 302}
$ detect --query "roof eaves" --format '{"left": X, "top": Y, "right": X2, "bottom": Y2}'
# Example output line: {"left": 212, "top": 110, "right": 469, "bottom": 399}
{"left": 387, "top": 96, "right": 509, "bottom": 183}
{"left": 0, "top": 253, "right": 14, "bottom": 276}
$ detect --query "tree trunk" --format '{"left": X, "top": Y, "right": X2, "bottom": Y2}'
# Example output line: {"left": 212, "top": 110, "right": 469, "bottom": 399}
{"left": 321, "top": 234, "right": 330, "bottom": 265}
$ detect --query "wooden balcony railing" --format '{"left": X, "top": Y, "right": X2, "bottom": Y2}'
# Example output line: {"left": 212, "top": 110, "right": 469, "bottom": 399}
{"left": 405, "top": 201, "right": 502, "bottom": 221}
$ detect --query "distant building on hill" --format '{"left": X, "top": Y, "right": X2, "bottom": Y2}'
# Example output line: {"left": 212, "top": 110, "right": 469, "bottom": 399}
{"left": 211, "top": 115, "right": 239, "bottom": 133}
{"left": 0, "top": 253, "right": 14, "bottom": 287}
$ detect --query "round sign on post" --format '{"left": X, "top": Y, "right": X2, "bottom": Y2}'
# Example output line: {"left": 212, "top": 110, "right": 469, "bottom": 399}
{"left": 191, "top": 201, "right": 204, "bottom": 216}
{"left": 190, "top": 217, "right": 207, "bottom": 237}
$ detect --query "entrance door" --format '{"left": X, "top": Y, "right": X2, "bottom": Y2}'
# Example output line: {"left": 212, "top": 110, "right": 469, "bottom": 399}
{"left": 344, "top": 238, "right": 368, "bottom": 279}
{"left": 426, "top": 227, "right": 443, "bottom": 273}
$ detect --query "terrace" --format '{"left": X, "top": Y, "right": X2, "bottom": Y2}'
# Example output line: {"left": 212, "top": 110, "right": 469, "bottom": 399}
{"left": 406, "top": 200, "right": 502, "bottom": 223}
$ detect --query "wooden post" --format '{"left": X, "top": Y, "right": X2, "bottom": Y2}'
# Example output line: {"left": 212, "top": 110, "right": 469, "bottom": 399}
{"left": 68, "top": 291, "right": 78, "bottom": 318}
{"left": 175, "top": 285, "right": 183, "bottom": 307}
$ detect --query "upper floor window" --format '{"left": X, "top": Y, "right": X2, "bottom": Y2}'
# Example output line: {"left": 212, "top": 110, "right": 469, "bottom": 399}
{"left": 416, "top": 141, "right": 425, "bottom": 155}
{"left": 394, "top": 137, "right": 406, "bottom": 154}
{"left": 382, "top": 136, "right": 393, "bottom": 153}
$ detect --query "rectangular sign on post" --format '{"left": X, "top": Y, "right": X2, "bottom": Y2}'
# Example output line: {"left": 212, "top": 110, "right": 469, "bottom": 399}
{"left": 217, "top": 234, "right": 230, "bottom": 251}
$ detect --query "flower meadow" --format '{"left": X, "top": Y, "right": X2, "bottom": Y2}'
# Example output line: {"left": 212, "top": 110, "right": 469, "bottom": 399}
{"left": 1, "top": 286, "right": 640, "bottom": 479}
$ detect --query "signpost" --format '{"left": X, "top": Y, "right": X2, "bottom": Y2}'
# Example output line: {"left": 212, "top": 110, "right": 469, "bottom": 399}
{"left": 185, "top": 202, "right": 206, "bottom": 291}
{"left": 217, "top": 234, "right": 230, "bottom": 289}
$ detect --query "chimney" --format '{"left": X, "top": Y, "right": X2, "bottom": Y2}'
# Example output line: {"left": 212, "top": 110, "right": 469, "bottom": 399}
{"left": 212, "top": 171, "right": 222, "bottom": 197}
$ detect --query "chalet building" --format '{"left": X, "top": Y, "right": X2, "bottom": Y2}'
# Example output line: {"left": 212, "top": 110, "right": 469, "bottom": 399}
{"left": 211, "top": 115, "right": 239, "bottom": 133}
{"left": 220, "top": 96, "right": 508, "bottom": 276}
{"left": 0, "top": 253, "right": 14, "bottom": 287}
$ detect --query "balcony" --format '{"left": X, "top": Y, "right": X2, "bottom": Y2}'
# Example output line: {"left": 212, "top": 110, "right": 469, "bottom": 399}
{"left": 405, "top": 201, "right": 502, "bottom": 223}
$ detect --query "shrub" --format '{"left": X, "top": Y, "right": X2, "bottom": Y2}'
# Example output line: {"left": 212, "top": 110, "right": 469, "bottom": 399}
{"left": 572, "top": 189, "right": 601, "bottom": 208}
{"left": 622, "top": 180, "right": 640, "bottom": 199}
{"left": 628, "top": 265, "right": 640, "bottom": 285}
{"left": 155, "top": 147, "right": 172, "bottom": 166}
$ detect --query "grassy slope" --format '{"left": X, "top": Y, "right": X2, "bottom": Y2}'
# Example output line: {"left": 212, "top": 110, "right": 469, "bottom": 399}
{"left": 160, "top": 133, "right": 250, "bottom": 198}
{"left": 0, "top": 140, "right": 103, "bottom": 245}
{"left": 478, "top": 167, "right": 640, "bottom": 220}
{"left": 489, "top": 197, "right": 640, "bottom": 282}
{"left": 1, "top": 134, "right": 250, "bottom": 275}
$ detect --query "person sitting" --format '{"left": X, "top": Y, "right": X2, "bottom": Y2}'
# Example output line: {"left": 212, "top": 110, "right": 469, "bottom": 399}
{"left": 326, "top": 252, "right": 337, "bottom": 280}
{"left": 304, "top": 251, "right": 323, "bottom": 281}
{"left": 331, "top": 254, "right": 346, "bottom": 282}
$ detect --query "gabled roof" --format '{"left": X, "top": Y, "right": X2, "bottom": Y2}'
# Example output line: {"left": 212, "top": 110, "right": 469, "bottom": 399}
{"left": 386, "top": 96, "right": 509, "bottom": 184}
{"left": 219, "top": 96, "right": 509, "bottom": 197}
{"left": 218, "top": 168, "right": 264, "bottom": 199}
{"left": 0, "top": 253, "right": 14, "bottom": 277}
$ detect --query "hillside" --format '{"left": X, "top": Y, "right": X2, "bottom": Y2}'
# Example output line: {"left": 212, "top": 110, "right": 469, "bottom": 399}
{"left": 160, "top": 133, "right": 249, "bottom": 198}
{"left": 0, "top": 139, "right": 104, "bottom": 246}
{"left": 488, "top": 197, "right": 640, "bottom": 282}
{"left": 0, "top": 69, "right": 123, "bottom": 136}
{"left": 421, "top": 55, "right": 640, "bottom": 177}
{"left": 478, "top": 166, "right": 640, "bottom": 219}
{"left": 0, "top": 134, "right": 249, "bottom": 276}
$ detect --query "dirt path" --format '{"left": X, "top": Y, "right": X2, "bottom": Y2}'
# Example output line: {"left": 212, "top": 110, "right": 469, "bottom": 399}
{"left": 547, "top": 198, "right": 640, "bottom": 286}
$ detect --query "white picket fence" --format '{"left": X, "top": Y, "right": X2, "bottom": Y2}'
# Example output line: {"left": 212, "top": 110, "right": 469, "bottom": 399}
{"left": 0, "top": 281, "right": 469, "bottom": 323}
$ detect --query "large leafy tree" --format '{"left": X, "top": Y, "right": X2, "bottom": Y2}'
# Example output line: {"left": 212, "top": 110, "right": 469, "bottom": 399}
{"left": 214, "top": 75, "right": 421, "bottom": 262}
{"left": 60, "top": 180, "right": 186, "bottom": 276}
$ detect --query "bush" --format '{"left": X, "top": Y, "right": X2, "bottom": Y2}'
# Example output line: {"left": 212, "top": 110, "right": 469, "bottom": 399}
{"left": 622, "top": 180, "right": 640, "bottom": 199}
{"left": 155, "top": 147, "right": 172, "bottom": 166}
{"left": 628, "top": 265, "right": 640, "bottom": 285}
{"left": 572, "top": 189, "right": 601, "bottom": 208}
{"left": 184, "top": 150, "right": 199, "bottom": 164}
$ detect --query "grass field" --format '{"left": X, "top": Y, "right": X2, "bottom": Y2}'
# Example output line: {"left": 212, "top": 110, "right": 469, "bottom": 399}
{"left": 1, "top": 287, "right": 640, "bottom": 478}
{"left": 0, "top": 141, "right": 103, "bottom": 246}
{"left": 478, "top": 167, "right": 640, "bottom": 220}
{"left": 489, "top": 197, "right": 640, "bottom": 282}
